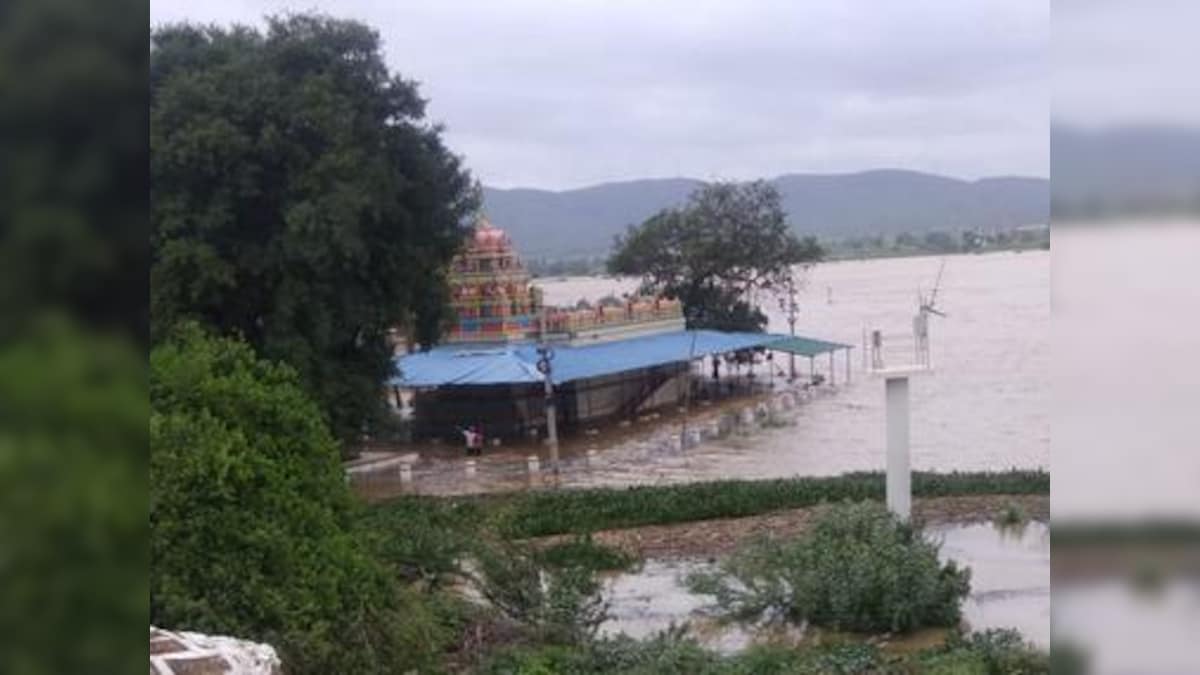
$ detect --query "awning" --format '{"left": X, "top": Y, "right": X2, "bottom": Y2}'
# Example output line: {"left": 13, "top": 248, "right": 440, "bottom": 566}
{"left": 393, "top": 329, "right": 805, "bottom": 387}
{"left": 764, "top": 335, "right": 853, "bottom": 357}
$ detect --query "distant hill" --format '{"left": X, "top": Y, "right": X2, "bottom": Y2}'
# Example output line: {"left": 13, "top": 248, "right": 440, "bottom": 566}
{"left": 482, "top": 170, "right": 1049, "bottom": 258}
{"left": 1052, "top": 124, "right": 1200, "bottom": 214}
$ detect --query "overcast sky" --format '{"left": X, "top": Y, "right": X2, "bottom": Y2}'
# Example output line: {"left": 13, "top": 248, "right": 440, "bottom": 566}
{"left": 151, "top": 0, "right": 1048, "bottom": 190}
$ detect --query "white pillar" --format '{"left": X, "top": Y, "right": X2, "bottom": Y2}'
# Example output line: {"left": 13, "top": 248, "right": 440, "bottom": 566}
{"left": 399, "top": 463, "right": 413, "bottom": 483}
{"left": 885, "top": 376, "right": 911, "bottom": 520}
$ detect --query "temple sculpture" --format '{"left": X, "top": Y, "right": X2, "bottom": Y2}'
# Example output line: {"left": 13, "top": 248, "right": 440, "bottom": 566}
{"left": 444, "top": 216, "right": 683, "bottom": 344}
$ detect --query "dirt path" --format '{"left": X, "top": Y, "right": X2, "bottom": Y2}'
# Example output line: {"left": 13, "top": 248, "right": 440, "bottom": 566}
{"left": 540, "top": 494, "right": 1049, "bottom": 560}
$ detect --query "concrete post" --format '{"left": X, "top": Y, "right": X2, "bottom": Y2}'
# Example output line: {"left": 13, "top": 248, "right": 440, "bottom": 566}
{"left": 399, "top": 463, "right": 413, "bottom": 483}
{"left": 465, "top": 460, "right": 477, "bottom": 478}
{"left": 885, "top": 376, "right": 911, "bottom": 521}
{"left": 527, "top": 455, "right": 541, "bottom": 475}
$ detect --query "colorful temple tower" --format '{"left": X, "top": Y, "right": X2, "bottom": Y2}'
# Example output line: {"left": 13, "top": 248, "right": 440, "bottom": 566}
{"left": 444, "top": 216, "right": 684, "bottom": 345}
{"left": 445, "top": 217, "right": 542, "bottom": 343}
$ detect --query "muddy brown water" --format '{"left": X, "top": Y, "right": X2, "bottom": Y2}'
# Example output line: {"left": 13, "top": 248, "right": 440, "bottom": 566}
{"left": 599, "top": 520, "right": 1050, "bottom": 651}
{"left": 358, "top": 250, "right": 1048, "bottom": 498}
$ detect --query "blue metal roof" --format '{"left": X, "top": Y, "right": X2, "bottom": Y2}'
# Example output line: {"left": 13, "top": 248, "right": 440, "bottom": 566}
{"left": 393, "top": 329, "right": 799, "bottom": 387}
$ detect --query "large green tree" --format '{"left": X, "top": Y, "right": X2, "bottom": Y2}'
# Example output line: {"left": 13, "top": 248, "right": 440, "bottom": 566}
{"left": 150, "top": 14, "right": 477, "bottom": 444}
{"left": 608, "top": 181, "right": 822, "bottom": 331}
{"left": 150, "top": 325, "right": 443, "bottom": 673}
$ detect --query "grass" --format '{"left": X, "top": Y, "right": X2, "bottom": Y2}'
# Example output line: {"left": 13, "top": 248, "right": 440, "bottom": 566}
{"left": 368, "top": 470, "right": 1048, "bottom": 540}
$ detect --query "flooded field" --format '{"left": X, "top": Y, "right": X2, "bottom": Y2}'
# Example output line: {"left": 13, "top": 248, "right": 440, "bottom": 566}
{"left": 599, "top": 520, "right": 1050, "bottom": 651}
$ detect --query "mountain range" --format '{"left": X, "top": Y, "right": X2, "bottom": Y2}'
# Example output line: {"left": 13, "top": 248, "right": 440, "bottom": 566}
{"left": 482, "top": 170, "right": 1049, "bottom": 258}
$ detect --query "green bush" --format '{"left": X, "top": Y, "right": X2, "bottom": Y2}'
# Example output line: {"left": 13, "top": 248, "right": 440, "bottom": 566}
{"left": 150, "top": 326, "right": 443, "bottom": 673}
{"left": 470, "top": 538, "right": 608, "bottom": 646}
{"left": 478, "top": 628, "right": 1049, "bottom": 674}
{"left": 456, "top": 469, "right": 1049, "bottom": 539}
{"left": 686, "top": 501, "right": 970, "bottom": 634}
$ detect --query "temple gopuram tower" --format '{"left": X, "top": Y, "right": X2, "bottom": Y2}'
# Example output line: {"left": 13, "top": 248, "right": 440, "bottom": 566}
{"left": 446, "top": 217, "right": 542, "bottom": 343}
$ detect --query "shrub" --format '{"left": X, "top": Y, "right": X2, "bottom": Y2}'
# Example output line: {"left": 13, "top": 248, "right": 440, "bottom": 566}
{"left": 471, "top": 539, "right": 609, "bottom": 646}
{"left": 686, "top": 501, "right": 970, "bottom": 634}
{"left": 919, "top": 629, "right": 1048, "bottom": 675}
{"left": 536, "top": 534, "right": 638, "bottom": 572}
{"left": 150, "top": 326, "right": 443, "bottom": 673}
{"left": 995, "top": 501, "right": 1028, "bottom": 527}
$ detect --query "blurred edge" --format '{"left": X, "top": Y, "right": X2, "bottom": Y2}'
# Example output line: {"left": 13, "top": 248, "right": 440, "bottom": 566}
{"left": 0, "top": 0, "right": 148, "bottom": 672}
{"left": 1054, "top": 1, "right": 1200, "bottom": 672}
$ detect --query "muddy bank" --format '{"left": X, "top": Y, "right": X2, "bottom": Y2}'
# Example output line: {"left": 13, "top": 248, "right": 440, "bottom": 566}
{"left": 539, "top": 494, "right": 1048, "bottom": 560}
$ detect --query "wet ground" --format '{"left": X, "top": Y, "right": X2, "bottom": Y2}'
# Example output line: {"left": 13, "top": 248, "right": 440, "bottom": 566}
{"left": 598, "top": 520, "right": 1050, "bottom": 651}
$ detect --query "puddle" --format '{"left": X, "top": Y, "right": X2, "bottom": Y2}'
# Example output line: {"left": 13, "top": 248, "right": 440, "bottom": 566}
{"left": 600, "top": 520, "right": 1050, "bottom": 651}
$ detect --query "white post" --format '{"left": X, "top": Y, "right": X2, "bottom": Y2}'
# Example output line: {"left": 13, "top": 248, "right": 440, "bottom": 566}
{"left": 465, "top": 460, "right": 477, "bottom": 478}
{"left": 399, "top": 463, "right": 413, "bottom": 483}
{"left": 527, "top": 455, "right": 541, "bottom": 475}
{"left": 885, "top": 375, "right": 912, "bottom": 521}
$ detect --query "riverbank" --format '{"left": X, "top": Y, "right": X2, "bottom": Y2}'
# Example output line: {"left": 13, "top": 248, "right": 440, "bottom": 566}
{"left": 365, "top": 470, "right": 1049, "bottom": 541}
{"left": 534, "top": 493, "right": 1048, "bottom": 560}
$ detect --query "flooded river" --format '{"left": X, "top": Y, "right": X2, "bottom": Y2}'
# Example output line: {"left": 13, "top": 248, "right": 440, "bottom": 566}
{"left": 357, "top": 250, "right": 1047, "bottom": 497}
{"left": 539, "top": 250, "right": 1050, "bottom": 481}
{"left": 600, "top": 521, "right": 1050, "bottom": 650}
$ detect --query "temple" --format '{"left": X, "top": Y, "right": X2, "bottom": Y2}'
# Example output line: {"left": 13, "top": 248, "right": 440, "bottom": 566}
{"left": 444, "top": 217, "right": 685, "bottom": 345}
{"left": 392, "top": 216, "right": 852, "bottom": 441}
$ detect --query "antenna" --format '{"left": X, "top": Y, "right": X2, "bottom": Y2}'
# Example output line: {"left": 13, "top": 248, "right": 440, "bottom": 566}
{"left": 919, "top": 258, "right": 948, "bottom": 318}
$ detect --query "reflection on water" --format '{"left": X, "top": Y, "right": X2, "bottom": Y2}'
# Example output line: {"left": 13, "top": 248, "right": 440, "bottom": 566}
{"left": 600, "top": 521, "right": 1050, "bottom": 651}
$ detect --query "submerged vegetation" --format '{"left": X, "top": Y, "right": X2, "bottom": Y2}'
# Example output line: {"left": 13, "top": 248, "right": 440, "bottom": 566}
{"left": 686, "top": 502, "right": 970, "bottom": 633}
{"left": 365, "top": 469, "right": 1049, "bottom": 539}
{"left": 995, "top": 501, "right": 1029, "bottom": 527}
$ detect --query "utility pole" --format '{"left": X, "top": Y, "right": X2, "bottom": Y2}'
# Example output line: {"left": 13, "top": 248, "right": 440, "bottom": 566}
{"left": 536, "top": 345, "right": 559, "bottom": 477}
{"left": 781, "top": 273, "right": 799, "bottom": 380}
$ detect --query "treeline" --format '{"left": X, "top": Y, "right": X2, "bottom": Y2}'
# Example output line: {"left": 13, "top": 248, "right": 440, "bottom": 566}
{"left": 825, "top": 226, "right": 1050, "bottom": 260}
{"left": 525, "top": 255, "right": 608, "bottom": 278}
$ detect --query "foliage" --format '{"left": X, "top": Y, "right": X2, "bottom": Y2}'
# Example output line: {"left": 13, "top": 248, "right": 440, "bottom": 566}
{"left": 359, "top": 495, "right": 484, "bottom": 585}
{"left": 0, "top": 318, "right": 147, "bottom": 674}
{"left": 685, "top": 501, "right": 970, "bottom": 633}
{"left": 150, "top": 13, "right": 477, "bottom": 444}
{"left": 535, "top": 534, "right": 638, "bottom": 572}
{"left": 0, "top": 0, "right": 149, "bottom": 343}
{"left": 920, "top": 629, "right": 1049, "bottom": 675}
{"left": 471, "top": 539, "right": 609, "bottom": 646}
{"left": 150, "top": 326, "right": 444, "bottom": 673}
{"left": 443, "top": 470, "right": 1050, "bottom": 539}
{"left": 477, "top": 626, "right": 1048, "bottom": 674}
{"left": 608, "top": 181, "right": 822, "bottom": 331}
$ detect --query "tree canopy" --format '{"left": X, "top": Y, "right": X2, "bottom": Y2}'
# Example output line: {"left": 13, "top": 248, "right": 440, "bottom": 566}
{"left": 608, "top": 181, "right": 822, "bottom": 332}
{"left": 150, "top": 14, "right": 477, "bottom": 444}
{"left": 150, "top": 325, "right": 443, "bottom": 673}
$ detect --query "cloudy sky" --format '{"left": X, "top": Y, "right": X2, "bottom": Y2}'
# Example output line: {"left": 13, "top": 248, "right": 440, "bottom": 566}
{"left": 151, "top": 0, "right": 1048, "bottom": 190}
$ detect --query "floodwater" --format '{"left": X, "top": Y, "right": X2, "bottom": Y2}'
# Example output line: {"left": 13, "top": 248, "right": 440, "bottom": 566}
{"left": 599, "top": 521, "right": 1050, "bottom": 650}
{"left": 539, "top": 250, "right": 1050, "bottom": 483}
{"left": 357, "top": 250, "right": 1048, "bottom": 497}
